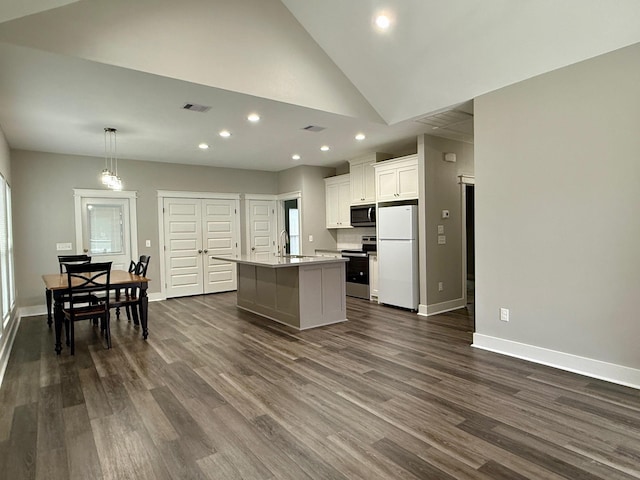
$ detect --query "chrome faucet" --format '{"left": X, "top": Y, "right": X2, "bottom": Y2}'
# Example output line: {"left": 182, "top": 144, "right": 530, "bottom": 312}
{"left": 279, "top": 229, "right": 289, "bottom": 256}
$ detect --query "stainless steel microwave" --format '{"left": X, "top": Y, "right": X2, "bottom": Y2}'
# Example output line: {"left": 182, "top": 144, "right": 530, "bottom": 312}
{"left": 350, "top": 204, "right": 376, "bottom": 226}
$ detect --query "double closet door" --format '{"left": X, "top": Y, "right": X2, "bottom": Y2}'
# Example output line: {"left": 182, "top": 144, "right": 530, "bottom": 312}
{"left": 164, "top": 197, "right": 240, "bottom": 298}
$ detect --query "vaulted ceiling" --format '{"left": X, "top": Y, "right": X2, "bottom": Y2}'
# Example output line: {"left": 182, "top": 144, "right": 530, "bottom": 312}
{"left": 1, "top": 0, "right": 639, "bottom": 171}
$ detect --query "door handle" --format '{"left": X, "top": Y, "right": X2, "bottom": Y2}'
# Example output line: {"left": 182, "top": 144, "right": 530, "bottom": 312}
{"left": 198, "top": 249, "right": 203, "bottom": 254}
{"left": 83, "top": 248, "right": 89, "bottom": 253}
{"left": 251, "top": 247, "right": 255, "bottom": 251}
{"left": 203, "top": 249, "right": 208, "bottom": 253}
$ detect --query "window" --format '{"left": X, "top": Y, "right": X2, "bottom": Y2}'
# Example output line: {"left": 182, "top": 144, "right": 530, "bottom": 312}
{"left": 0, "top": 176, "right": 14, "bottom": 329}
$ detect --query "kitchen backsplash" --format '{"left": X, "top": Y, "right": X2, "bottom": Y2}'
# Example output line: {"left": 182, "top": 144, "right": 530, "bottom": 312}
{"left": 337, "top": 227, "right": 376, "bottom": 249}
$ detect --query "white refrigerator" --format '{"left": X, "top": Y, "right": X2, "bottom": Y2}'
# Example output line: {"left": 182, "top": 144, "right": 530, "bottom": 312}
{"left": 378, "top": 204, "right": 419, "bottom": 310}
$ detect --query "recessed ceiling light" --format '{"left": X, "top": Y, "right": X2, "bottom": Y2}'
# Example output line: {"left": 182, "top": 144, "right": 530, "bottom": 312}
{"left": 247, "top": 113, "right": 260, "bottom": 122}
{"left": 355, "top": 133, "right": 366, "bottom": 141}
{"left": 320, "top": 145, "right": 330, "bottom": 152}
{"left": 292, "top": 154, "right": 301, "bottom": 160}
{"left": 198, "top": 143, "right": 209, "bottom": 150}
{"left": 219, "top": 130, "right": 231, "bottom": 138}
{"left": 375, "top": 15, "right": 391, "bottom": 29}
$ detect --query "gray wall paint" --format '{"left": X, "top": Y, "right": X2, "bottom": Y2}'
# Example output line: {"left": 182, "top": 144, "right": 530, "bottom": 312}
{"left": 12, "top": 149, "right": 278, "bottom": 306}
{"left": 475, "top": 43, "right": 640, "bottom": 369}
{"left": 422, "top": 134, "right": 474, "bottom": 305}
{"left": 277, "top": 165, "right": 337, "bottom": 254}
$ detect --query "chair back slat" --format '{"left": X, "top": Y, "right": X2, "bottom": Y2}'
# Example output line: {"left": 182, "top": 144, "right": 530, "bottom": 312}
{"left": 135, "top": 255, "right": 151, "bottom": 277}
{"left": 58, "top": 254, "right": 91, "bottom": 273}
{"left": 64, "top": 262, "right": 112, "bottom": 307}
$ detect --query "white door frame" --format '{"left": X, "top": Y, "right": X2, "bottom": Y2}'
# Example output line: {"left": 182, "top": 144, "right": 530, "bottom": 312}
{"left": 73, "top": 188, "right": 138, "bottom": 264}
{"left": 157, "top": 190, "right": 241, "bottom": 300}
{"left": 459, "top": 175, "right": 475, "bottom": 307}
{"left": 277, "top": 190, "right": 302, "bottom": 254}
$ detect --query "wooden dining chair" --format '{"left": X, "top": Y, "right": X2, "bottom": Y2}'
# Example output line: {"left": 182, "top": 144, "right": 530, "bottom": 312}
{"left": 62, "top": 261, "right": 112, "bottom": 355}
{"left": 122, "top": 255, "right": 151, "bottom": 321}
{"left": 56, "top": 254, "right": 94, "bottom": 309}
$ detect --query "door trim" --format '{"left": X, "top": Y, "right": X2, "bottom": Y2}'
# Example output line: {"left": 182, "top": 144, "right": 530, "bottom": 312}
{"left": 73, "top": 188, "right": 138, "bottom": 260}
{"left": 460, "top": 177, "right": 475, "bottom": 310}
{"left": 277, "top": 191, "right": 303, "bottom": 255}
{"left": 157, "top": 191, "right": 241, "bottom": 300}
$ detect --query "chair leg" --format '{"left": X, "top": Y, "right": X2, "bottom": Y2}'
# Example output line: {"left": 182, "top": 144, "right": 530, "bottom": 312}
{"left": 70, "top": 321, "right": 75, "bottom": 355}
{"left": 65, "top": 318, "right": 71, "bottom": 347}
{"left": 116, "top": 306, "right": 121, "bottom": 320}
{"left": 125, "top": 305, "right": 131, "bottom": 322}
{"left": 105, "top": 313, "right": 112, "bottom": 349}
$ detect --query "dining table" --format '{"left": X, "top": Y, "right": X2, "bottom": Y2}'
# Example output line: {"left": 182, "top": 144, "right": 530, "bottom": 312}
{"left": 42, "top": 269, "right": 150, "bottom": 354}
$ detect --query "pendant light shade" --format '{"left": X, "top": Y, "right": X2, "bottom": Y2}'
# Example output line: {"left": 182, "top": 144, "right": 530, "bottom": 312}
{"left": 101, "top": 127, "right": 123, "bottom": 190}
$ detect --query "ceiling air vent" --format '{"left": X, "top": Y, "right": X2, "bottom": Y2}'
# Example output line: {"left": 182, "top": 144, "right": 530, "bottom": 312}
{"left": 182, "top": 103, "right": 211, "bottom": 113}
{"left": 302, "top": 125, "right": 326, "bottom": 132}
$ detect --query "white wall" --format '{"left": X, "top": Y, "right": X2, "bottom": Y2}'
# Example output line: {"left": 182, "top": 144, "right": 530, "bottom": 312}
{"left": 474, "top": 43, "right": 640, "bottom": 386}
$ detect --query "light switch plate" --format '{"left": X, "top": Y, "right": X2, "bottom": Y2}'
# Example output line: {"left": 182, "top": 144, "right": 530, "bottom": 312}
{"left": 56, "top": 242, "right": 72, "bottom": 251}
{"left": 308, "top": 235, "right": 314, "bottom": 242}
{"left": 500, "top": 308, "right": 510, "bottom": 322}
{"left": 145, "top": 240, "right": 151, "bottom": 247}
{"left": 438, "top": 235, "right": 446, "bottom": 245}
{"left": 437, "top": 225, "right": 444, "bottom": 234}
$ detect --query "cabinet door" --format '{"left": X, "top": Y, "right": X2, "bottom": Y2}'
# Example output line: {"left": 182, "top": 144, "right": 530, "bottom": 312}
{"left": 362, "top": 161, "right": 377, "bottom": 203}
{"left": 350, "top": 162, "right": 365, "bottom": 204}
{"left": 397, "top": 164, "right": 419, "bottom": 199}
{"left": 338, "top": 180, "right": 351, "bottom": 227}
{"left": 369, "top": 254, "right": 379, "bottom": 301}
{"left": 376, "top": 169, "right": 398, "bottom": 202}
{"left": 325, "top": 182, "right": 340, "bottom": 228}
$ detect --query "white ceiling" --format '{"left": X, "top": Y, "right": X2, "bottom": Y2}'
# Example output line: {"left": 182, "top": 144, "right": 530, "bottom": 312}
{"left": 1, "top": 0, "right": 639, "bottom": 172}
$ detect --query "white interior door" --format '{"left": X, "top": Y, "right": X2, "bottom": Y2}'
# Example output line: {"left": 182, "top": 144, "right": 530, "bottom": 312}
{"left": 78, "top": 196, "right": 133, "bottom": 271}
{"left": 202, "top": 199, "right": 239, "bottom": 294}
{"left": 164, "top": 198, "right": 204, "bottom": 297}
{"left": 248, "top": 199, "right": 276, "bottom": 260}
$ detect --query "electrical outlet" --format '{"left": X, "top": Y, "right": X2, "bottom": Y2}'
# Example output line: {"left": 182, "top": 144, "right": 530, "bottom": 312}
{"left": 438, "top": 282, "right": 443, "bottom": 292}
{"left": 500, "top": 308, "right": 510, "bottom": 322}
{"left": 145, "top": 240, "right": 151, "bottom": 247}
{"left": 308, "top": 235, "right": 314, "bottom": 242}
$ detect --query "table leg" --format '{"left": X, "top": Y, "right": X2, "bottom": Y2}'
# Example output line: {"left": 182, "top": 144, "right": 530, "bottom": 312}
{"left": 54, "top": 298, "right": 63, "bottom": 354}
{"left": 139, "top": 284, "right": 149, "bottom": 340}
{"left": 46, "top": 288, "right": 52, "bottom": 327}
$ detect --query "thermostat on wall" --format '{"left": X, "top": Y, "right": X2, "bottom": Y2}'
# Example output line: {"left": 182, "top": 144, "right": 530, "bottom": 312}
{"left": 441, "top": 210, "right": 450, "bottom": 219}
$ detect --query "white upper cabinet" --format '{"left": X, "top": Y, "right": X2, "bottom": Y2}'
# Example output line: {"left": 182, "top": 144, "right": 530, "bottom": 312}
{"left": 349, "top": 153, "right": 391, "bottom": 205}
{"left": 374, "top": 155, "right": 419, "bottom": 202}
{"left": 324, "top": 174, "right": 352, "bottom": 228}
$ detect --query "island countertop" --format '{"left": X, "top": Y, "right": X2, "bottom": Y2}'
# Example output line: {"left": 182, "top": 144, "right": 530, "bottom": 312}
{"left": 209, "top": 254, "right": 348, "bottom": 268}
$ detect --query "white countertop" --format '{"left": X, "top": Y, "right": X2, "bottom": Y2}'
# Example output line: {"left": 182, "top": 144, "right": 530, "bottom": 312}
{"left": 210, "top": 254, "right": 348, "bottom": 268}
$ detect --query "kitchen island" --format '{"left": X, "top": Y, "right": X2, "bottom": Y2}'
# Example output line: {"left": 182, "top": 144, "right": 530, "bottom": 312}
{"left": 210, "top": 254, "right": 348, "bottom": 330}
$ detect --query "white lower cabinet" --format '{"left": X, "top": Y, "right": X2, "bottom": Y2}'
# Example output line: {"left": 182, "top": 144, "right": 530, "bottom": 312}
{"left": 369, "top": 253, "right": 379, "bottom": 302}
{"left": 325, "top": 174, "right": 351, "bottom": 228}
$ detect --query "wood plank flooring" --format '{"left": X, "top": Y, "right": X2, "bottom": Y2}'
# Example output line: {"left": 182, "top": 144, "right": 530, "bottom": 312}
{"left": 1, "top": 293, "right": 639, "bottom": 479}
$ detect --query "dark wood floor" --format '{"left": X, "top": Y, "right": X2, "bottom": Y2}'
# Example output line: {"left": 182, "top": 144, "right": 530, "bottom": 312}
{"left": 1, "top": 293, "right": 639, "bottom": 480}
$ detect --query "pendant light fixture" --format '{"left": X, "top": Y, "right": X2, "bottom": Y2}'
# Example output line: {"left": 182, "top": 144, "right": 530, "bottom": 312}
{"left": 100, "top": 127, "right": 123, "bottom": 190}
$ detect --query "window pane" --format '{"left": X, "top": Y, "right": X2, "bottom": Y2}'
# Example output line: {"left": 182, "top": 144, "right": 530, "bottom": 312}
{"left": 0, "top": 179, "right": 7, "bottom": 323}
{"left": 6, "top": 184, "right": 14, "bottom": 311}
{"left": 87, "top": 203, "right": 124, "bottom": 254}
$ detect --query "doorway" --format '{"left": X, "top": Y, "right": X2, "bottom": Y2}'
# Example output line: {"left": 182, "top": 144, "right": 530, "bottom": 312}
{"left": 162, "top": 196, "right": 240, "bottom": 298}
{"left": 283, "top": 198, "right": 300, "bottom": 255}
{"left": 74, "top": 189, "right": 138, "bottom": 271}
{"left": 463, "top": 183, "right": 475, "bottom": 324}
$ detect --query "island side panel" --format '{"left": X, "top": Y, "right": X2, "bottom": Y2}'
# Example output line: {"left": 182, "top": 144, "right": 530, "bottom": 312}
{"left": 237, "top": 263, "right": 301, "bottom": 329}
{"left": 298, "top": 262, "right": 347, "bottom": 330}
